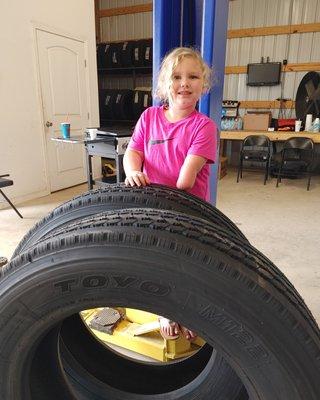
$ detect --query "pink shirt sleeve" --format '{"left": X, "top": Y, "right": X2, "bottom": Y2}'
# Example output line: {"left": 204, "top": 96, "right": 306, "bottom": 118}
{"left": 187, "top": 120, "right": 217, "bottom": 164}
{"left": 127, "top": 110, "right": 147, "bottom": 153}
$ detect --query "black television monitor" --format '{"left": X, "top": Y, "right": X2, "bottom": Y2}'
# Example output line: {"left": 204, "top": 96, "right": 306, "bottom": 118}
{"left": 247, "top": 62, "right": 281, "bottom": 86}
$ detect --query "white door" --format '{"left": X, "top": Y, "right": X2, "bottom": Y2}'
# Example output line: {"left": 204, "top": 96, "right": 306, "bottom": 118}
{"left": 36, "top": 29, "right": 88, "bottom": 192}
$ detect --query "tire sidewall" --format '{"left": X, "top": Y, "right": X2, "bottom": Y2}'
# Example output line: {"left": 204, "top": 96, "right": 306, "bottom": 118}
{"left": 1, "top": 238, "right": 318, "bottom": 399}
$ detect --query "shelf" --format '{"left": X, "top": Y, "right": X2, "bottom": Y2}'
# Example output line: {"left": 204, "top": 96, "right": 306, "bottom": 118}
{"left": 100, "top": 119, "right": 136, "bottom": 123}
{"left": 98, "top": 66, "right": 152, "bottom": 75}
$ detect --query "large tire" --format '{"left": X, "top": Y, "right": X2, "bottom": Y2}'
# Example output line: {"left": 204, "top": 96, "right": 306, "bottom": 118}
{"left": 2, "top": 209, "right": 249, "bottom": 400}
{"left": 12, "top": 183, "right": 247, "bottom": 258}
{"left": 1, "top": 210, "right": 319, "bottom": 399}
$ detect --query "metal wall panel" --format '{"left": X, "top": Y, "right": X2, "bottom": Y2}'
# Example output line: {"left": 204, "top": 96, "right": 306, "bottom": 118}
{"left": 99, "top": 0, "right": 152, "bottom": 41}
{"left": 100, "top": 12, "right": 152, "bottom": 42}
{"left": 227, "top": 0, "right": 320, "bottom": 118}
{"left": 311, "top": 32, "right": 320, "bottom": 61}
{"left": 265, "top": 0, "right": 281, "bottom": 25}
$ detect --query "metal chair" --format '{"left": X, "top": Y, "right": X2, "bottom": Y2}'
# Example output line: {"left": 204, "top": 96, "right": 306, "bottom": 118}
{"left": 273, "top": 137, "right": 314, "bottom": 191}
{"left": 237, "top": 135, "right": 271, "bottom": 185}
{"left": 0, "top": 174, "right": 23, "bottom": 218}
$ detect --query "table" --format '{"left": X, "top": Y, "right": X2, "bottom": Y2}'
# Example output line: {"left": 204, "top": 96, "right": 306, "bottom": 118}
{"left": 220, "top": 130, "right": 320, "bottom": 143}
{"left": 51, "top": 133, "right": 131, "bottom": 190}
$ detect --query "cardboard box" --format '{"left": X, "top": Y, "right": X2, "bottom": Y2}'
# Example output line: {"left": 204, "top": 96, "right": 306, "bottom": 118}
{"left": 243, "top": 112, "right": 271, "bottom": 131}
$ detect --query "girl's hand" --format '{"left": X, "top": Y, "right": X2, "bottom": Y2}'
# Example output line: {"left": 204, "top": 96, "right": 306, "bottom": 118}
{"left": 125, "top": 171, "right": 150, "bottom": 187}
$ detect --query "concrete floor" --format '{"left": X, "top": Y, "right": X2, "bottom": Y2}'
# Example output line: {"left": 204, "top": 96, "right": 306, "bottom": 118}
{"left": 0, "top": 169, "right": 319, "bottom": 325}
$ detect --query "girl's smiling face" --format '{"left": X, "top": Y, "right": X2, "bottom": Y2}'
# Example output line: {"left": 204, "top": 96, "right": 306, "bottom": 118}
{"left": 169, "top": 56, "right": 205, "bottom": 111}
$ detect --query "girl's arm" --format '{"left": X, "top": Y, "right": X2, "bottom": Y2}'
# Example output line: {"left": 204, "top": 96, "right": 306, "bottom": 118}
{"left": 176, "top": 154, "right": 207, "bottom": 190}
{"left": 123, "top": 149, "right": 150, "bottom": 186}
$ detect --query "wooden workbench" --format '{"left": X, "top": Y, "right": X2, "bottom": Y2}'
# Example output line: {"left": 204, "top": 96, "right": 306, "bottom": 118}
{"left": 220, "top": 130, "right": 320, "bottom": 143}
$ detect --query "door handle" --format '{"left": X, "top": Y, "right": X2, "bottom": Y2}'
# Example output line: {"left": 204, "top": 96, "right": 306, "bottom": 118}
{"left": 46, "top": 121, "right": 53, "bottom": 127}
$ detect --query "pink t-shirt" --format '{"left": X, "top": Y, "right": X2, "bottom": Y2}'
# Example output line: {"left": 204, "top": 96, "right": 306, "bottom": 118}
{"left": 128, "top": 106, "right": 217, "bottom": 201}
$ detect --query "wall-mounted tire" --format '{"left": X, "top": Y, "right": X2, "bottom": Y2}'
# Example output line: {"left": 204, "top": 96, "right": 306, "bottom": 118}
{"left": 96, "top": 43, "right": 107, "bottom": 69}
{"left": 104, "top": 43, "right": 121, "bottom": 68}
{"left": 132, "top": 40, "right": 145, "bottom": 67}
{"left": 119, "top": 41, "right": 135, "bottom": 67}
{"left": 96, "top": 43, "right": 120, "bottom": 69}
{"left": 12, "top": 184, "right": 247, "bottom": 258}
{"left": 141, "top": 39, "right": 152, "bottom": 66}
{"left": 113, "top": 89, "right": 134, "bottom": 120}
{"left": 2, "top": 209, "right": 319, "bottom": 399}
{"left": 109, "top": 43, "right": 122, "bottom": 68}
{"left": 99, "top": 88, "right": 117, "bottom": 120}
{"left": 132, "top": 89, "right": 152, "bottom": 120}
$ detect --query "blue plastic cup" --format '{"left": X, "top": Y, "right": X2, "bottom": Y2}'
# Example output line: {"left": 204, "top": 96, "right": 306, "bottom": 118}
{"left": 60, "top": 123, "right": 70, "bottom": 139}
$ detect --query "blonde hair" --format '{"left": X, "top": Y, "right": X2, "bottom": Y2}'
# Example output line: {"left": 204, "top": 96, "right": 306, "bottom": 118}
{"left": 154, "top": 47, "right": 212, "bottom": 103}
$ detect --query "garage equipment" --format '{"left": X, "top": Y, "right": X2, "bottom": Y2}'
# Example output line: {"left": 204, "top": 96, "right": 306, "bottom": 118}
{"left": 295, "top": 71, "right": 320, "bottom": 121}
{"left": 82, "top": 308, "right": 205, "bottom": 362}
{"left": 51, "top": 128, "right": 132, "bottom": 189}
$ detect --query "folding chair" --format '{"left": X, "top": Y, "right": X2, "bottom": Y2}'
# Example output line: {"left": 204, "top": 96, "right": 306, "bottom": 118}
{"left": 273, "top": 137, "right": 314, "bottom": 191}
{"left": 237, "top": 135, "right": 271, "bottom": 185}
{"left": 0, "top": 174, "right": 23, "bottom": 218}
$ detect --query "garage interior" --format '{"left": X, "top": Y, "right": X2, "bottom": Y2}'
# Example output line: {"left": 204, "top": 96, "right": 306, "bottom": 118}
{"left": 0, "top": 0, "right": 320, "bottom": 398}
{"left": 1, "top": 0, "right": 319, "bottom": 319}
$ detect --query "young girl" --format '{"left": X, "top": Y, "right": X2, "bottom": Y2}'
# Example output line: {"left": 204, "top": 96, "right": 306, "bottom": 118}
{"left": 123, "top": 47, "right": 217, "bottom": 340}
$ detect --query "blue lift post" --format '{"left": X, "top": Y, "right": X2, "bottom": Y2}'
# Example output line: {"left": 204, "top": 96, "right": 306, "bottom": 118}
{"left": 152, "top": 0, "right": 182, "bottom": 93}
{"left": 200, "top": 0, "right": 229, "bottom": 204}
{"left": 153, "top": 0, "right": 229, "bottom": 205}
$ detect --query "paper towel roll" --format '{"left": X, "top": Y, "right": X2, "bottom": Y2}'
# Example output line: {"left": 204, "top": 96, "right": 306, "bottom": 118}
{"left": 312, "top": 117, "right": 320, "bottom": 133}
{"left": 305, "top": 114, "right": 313, "bottom": 131}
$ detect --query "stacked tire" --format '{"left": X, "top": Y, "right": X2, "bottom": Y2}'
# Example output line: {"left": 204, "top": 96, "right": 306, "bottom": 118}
{"left": 2, "top": 184, "right": 320, "bottom": 400}
{"left": 132, "top": 89, "right": 152, "bottom": 120}
{"left": 119, "top": 41, "right": 136, "bottom": 67}
{"left": 99, "top": 89, "right": 136, "bottom": 121}
{"left": 97, "top": 39, "right": 152, "bottom": 70}
{"left": 99, "top": 88, "right": 152, "bottom": 122}
{"left": 132, "top": 39, "right": 153, "bottom": 67}
{"left": 113, "top": 89, "right": 134, "bottom": 120}
{"left": 97, "top": 43, "right": 121, "bottom": 69}
{"left": 97, "top": 39, "right": 153, "bottom": 122}
{"left": 99, "top": 88, "right": 117, "bottom": 120}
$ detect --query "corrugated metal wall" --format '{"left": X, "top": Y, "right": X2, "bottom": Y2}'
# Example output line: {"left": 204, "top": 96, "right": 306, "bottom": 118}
{"left": 98, "top": 0, "right": 319, "bottom": 116}
{"left": 99, "top": 0, "right": 152, "bottom": 89}
{"left": 99, "top": 0, "right": 152, "bottom": 41}
{"left": 226, "top": 0, "right": 320, "bottom": 118}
